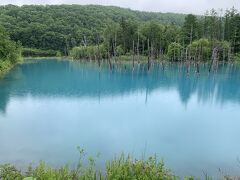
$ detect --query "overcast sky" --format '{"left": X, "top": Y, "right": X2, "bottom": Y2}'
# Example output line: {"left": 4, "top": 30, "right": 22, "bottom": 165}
{"left": 0, "top": 0, "right": 239, "bottom": 14}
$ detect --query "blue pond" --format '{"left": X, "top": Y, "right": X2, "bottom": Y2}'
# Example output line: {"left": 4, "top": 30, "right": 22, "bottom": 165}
{"left": 0, "top": 59, "right": 240, "bottom": 178}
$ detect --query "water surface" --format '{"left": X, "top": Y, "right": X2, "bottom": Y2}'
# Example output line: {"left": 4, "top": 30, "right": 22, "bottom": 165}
{"left": 0, "top": 59, "right": 240, "bottom": 178}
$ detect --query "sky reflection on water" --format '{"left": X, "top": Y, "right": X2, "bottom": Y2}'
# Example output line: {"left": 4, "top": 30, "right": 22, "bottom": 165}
{"left": 0, "top": 59, "right": 240, "bottom": 178}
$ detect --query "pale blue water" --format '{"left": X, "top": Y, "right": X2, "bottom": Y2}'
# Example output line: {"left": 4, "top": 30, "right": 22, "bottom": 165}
{"left": 0, "top": 59, "right": 240, "bottom": 178}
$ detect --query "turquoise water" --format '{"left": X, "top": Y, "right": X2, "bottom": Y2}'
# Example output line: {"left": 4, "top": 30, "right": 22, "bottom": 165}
{"left": 0, "top": 59, "right": 240, "bottom": 178}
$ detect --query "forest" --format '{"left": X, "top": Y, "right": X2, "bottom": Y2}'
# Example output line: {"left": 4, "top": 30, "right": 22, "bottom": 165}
{"left": 0, "top": 5, "right": 240, "bottom": 63}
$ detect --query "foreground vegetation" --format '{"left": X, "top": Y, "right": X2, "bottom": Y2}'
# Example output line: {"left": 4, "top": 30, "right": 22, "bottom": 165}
{"left": 0, "top": 26, "right": 22, "bottom": 75}
{"left": 0, "top": 157, "right": 175, "bottom": 180}
{"left": 0, "top": 149, "right": 238, "bottom": 180}
{"left": 0, "top": 147, "right": 177, "bottom": 180}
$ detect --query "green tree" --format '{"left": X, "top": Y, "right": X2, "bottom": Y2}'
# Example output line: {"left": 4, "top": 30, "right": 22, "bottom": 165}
{"left": 167, "top": 42, "right": 183, "bottom": 61}
{"left": 187, "top": 38, "right": 211, "bottom": 61}
{"left": 140, "top": 21, "right": 164, "bottom": 57}
{"left": 182, "top": 14, "right": 198, "bottom": 45}
{"left": 118, "top": 18, "right": 138, "bottom": 53}
{"left": 0, "top": 26, "right": 22, "bottom": 72}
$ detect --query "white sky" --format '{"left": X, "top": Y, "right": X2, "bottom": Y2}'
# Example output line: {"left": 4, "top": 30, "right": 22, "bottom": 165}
{"left": 0, "top": 0, "right": 239, "bottom": 14}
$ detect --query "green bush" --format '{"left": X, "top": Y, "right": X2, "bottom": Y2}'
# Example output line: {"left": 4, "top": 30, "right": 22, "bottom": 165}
{"left": 70, "top": 45, "right": 107, "bottom": 60}
{"left": 0, "top": 164, "right": 23, "bottom": 180}
{"left": 106, "top": 154, "right": 175, "bottom": 180}
{"left": 167, "top": 42, "right": 183, "bottom": 61}
{"left": 187, "top": 38, "right": 211, "bottom": 61}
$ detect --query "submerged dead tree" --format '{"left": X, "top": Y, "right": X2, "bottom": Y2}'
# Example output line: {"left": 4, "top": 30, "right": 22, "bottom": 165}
{"left": 137, "top": 30, "right": 140, "bottom": 63}
{"left": 147, "top": 39, "right": 151, "bottom": 71}
{"left": 114, "top": 32, "right": 117, "bottom": 62}
{"left": 107, "top": 46, "right": 113, "bottom": 71}
{"left": 132, "top": 40, "right": 135, "bottom": 69}
{"left": 142, "top": 40, "right": 145, "bottom": 57}
{"left": 96, "top": 34, "right": 101, "bottom": 67}
{"left": 196, "top": 45, "right": 202, "bottom": 74}
{"left": 209, "top": 47, "right": 219, "bottom": 72}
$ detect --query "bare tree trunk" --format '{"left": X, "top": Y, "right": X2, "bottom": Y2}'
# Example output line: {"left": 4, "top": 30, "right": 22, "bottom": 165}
{"left": 97, "top": 35, "right": 101, "bottom": 67}
{"left": 132, "top": 40, "right": 135, "bottom": 69}
{"left": 137, "top": 31, "right": 140, "bottom": 63}
{"left": 173, "top": 48, "right": 176, "bottom": 61}
{"left": 142, "top": 40, "right": 145, "bottom": 56}
{"left": 190, "top": 25, "right": 193, "bottom": 45}
{"left": 107, "top": 45, "right": 112, "bottom": 71}
{"left": 209, "top": 47, "right": 219, "bottom": 72}
{"left": 185, "top": 48, "right": 188, "bottom": 61}
{"left": 223, "top": 48, "right": 225, "bottom": 64}
{"left": 150, "top": 41, "right": 153, "bottom": 61}
{"left": 196, "top": 62, "right": 200, "bottom": 74}
{"left": 147, "top": 39, "right": 150, "bottom": 71}
{"left": 228, "top": 48, "right": 231, "bottom": 62}
{"left": 186, "top": 60, "right": 190, "bottom": 75}
{"left": 158, "top": 46, "right": 161, "bottom": 60}
{"left": 82, "top": 35, "right": 88, "bottom": 47}
{"left": 196, "top": 45, "right": 201, "bottom": 74}
{"left": 194, "top": 46, "right": 198, "bottom": 66}
{"left": 114, "top": 32, "right": 117, "bottom": 62}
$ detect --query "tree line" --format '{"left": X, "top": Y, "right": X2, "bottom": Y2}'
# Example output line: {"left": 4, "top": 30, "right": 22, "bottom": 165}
{"left": 0, "top": 5, "right": 239, "bottom": 63}
{"left": 0, "top": 5, "right": 185, "bottom": 55}
{"left": 91, "top": 8, "right": 240, "bottom": 61}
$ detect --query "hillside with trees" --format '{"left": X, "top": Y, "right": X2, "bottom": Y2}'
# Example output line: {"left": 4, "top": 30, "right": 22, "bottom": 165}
{"left": 0, "top": 5, "right": 239, "bottom": 63}
{"left": 0, "top": 5, "right": 186, "bottom": 55}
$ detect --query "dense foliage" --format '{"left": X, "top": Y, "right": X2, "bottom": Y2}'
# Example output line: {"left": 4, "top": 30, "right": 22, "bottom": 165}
{"left": 0, "top": 5, "right": 186, "bottom": 55}
{"left": 0, "top": 5, "right": 239, "bottom": 62}
{"left": 70, "top": 7, "right": 240, "bottom": 62}
{"left": 0, "top": 26, "right": 21, "bottom": 73}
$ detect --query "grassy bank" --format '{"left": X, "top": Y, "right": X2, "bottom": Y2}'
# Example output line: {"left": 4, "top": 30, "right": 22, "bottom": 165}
{"left": 0, "top": 154, "right": 185, "bottom": 180}
{"left": 0, "top": 149, "right": 238, "bottom": 180}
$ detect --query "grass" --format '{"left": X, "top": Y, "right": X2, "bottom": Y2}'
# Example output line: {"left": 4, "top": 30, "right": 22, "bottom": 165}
{"left": 0, "top": 147, "right": 181, "bottom": 180}
{"left": 0, "top": 148, "right": 238, "bottom": 180}
{"left": 0, "top": 157, "right": 176, "bottom": 180}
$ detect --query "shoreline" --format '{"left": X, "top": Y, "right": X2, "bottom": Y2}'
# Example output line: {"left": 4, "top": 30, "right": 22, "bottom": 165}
{"left": 0, "top": 62, "right": 15, "bottom": 78}
{"left": 1, "top": 56, "right": 238, "bottom": 78}
{"left": 0, "top": 155, "right": 237, "bottom": 180}
{"left": 24, "top": 56, "right": 240, "bottom": 65}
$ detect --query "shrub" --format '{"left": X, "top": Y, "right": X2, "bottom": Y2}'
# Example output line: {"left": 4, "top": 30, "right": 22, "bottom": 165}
{"left": 167, "top": 42, "right": 183, "bottom": 61}
{"left": 70, "top": 44, "right": 107, "bottom": 60}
